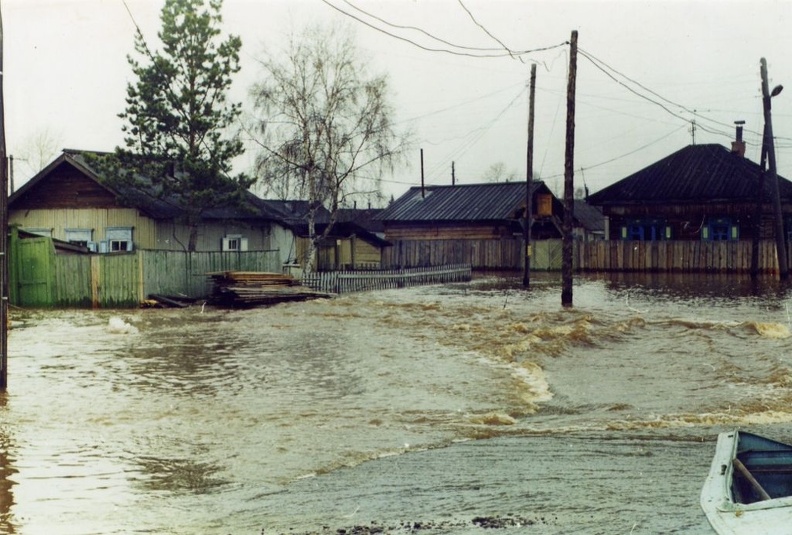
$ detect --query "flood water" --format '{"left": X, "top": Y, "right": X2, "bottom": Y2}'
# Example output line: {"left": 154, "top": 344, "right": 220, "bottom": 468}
{"left": 2, "top": 272, "right": 792, "bottom": 534}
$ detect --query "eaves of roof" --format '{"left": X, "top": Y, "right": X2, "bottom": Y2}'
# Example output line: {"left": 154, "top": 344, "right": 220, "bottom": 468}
{"left": 588, "top": 144, "right": 792, "bottom": 206}
{"left": 377, "top": 182, "right": 545, "bottom": 223}
{"left": 12, "top": 149, "right": 288, "bottom": 224}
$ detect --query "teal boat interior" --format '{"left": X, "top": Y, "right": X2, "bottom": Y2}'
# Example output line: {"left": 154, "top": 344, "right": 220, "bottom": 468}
{"left": 733, "top": 432, "right": 792, "bottom": 504}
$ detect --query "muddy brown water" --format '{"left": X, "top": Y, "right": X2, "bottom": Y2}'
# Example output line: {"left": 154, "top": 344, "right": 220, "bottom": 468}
{"left": 1, "top": 272, "right": 792, "bottom": 534}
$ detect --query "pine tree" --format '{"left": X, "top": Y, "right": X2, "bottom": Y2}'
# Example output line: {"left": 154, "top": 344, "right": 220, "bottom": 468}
{"left": 116, "top": 0, "right": 251, "bottom": 251}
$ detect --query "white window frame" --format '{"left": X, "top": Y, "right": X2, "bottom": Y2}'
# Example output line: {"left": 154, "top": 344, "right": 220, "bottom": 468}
{"left": 222, "top": 234, "right": 248, "bottom": 252}
{"left": 105, "top": 227, "right": 134, "bottom": 252}
{"left": 23, "top": 227, "right": 52, "bottom": 237}
{"left": 65, "top": 228, "right": 93, "bottom": 246}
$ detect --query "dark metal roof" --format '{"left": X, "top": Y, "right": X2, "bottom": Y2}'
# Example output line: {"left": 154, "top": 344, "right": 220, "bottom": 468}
{"left": 376, "top": 181, "right": 550, "bottom": 222}
{"left": 588, "top": 144, "right": 792, "bottom": 205}
{"left": 266, "top": 200, "right": 389, "bottom": 246}
{"left": 573, "top": 200, "right": 605, "bottom": 232}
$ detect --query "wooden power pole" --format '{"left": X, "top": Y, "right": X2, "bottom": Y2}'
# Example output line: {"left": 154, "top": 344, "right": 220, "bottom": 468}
{"left": 523, "top": 63, "right": 536, "bottom": 288}
{"left": 0, "top": 1, "right": 8, "bottom": 391}
{"left": 760, "top": 57, "right": 789, "bottom": 280}
{"left": 562, "top": 30, "right": 578, "bottom": 307}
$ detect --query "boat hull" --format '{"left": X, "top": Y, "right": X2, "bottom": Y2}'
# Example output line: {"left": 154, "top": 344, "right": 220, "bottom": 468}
{"left": 701, "top": 431, "right": 792, "bottom": 534}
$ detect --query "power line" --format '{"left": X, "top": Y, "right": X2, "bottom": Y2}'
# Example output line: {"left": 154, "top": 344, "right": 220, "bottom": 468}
{"left": 456, "top": 0, "right": 521, "bottom": 61}
{"left": 340, "top": 0, "right": 504, "bottom": 53}
{"left": 578, "top": 48, "right": 747, "bottom": 143}
{"left": 320, "top": 0, "right": 567, "bottom": 59}
{"left": 425, "top": 86, "right": 528, "bottom": 183}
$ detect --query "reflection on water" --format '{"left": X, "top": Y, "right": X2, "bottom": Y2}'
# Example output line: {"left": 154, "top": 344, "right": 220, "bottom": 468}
{"left": 0, "top": 393, "right": 16, "bottom": 535}
{"left": 1, "top": 272, "right": 792, "bottom": 534}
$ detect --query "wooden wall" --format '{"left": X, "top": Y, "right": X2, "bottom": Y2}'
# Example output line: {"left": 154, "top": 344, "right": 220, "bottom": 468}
{"left": 10, "top": 207, "right": 292, "bottom": 254}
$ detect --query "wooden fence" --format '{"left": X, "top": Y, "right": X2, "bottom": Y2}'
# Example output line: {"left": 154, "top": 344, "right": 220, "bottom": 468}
{"left": 382, "top": 238, "right": 792, "bottom": 274}
{"left": 575, "top": 240, "right": 789, "bottom": 273}
{"left": 382, "top": 239, "right": 561, "bottom": 270}
{"left": 301, "top": 264, "right": 472, "bottom": 294}
{"left": 11, "top": 231, "right": 282, "bottom": 308}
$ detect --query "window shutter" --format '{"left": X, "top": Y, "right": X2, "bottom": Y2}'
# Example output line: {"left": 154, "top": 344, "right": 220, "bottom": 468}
{"left": 240, "top": 238, "right": 249, "bottom": 252}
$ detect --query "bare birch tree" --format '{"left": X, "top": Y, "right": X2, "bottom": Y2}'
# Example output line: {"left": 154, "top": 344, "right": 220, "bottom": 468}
{"left": 251, "top": 24, "right": 409, "bottom": 272}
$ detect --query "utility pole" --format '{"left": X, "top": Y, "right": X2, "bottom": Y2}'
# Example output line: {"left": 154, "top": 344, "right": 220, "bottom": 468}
{"left": 751, "top": 125, "right": 768, "bottom": 279}
{"left": 561, "top": 30, "right": 578, "bottom": 307}
{"left": 451, "top": 161, "right": 455, "bottom": 186}
{"left": 0, "top": 0, "right": 8, "bottom": 391}
{"left": 420, "top": 148, "right": 425, "bottom": 199}
{"left": 523, "top": 63, "right": 536, "bottom": 288}
{"left": 760, "top": 57, "right": 789, "bottom": 280}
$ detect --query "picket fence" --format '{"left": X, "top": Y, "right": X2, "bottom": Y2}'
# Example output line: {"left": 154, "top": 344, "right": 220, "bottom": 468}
{"left": 301, "top": 264, "right": 472, "bottom": 294}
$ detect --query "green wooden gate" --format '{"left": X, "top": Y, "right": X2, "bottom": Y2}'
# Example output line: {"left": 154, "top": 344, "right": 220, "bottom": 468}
{"left": 13, "top": 233, "right": 55, "bottom": 307}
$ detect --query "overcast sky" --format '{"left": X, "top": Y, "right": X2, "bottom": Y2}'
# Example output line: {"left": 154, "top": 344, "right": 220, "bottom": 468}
{"left": 6, "top": 0, "right": 792, "bottom": 201}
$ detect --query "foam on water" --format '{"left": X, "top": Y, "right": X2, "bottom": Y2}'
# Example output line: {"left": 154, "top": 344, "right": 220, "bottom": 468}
{"left": 3, "top": 274, "right": 792, "bottom": 534}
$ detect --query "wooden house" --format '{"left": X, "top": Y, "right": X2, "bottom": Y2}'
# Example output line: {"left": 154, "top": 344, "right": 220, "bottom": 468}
{"left": 375, "top": 181, "right": 564, "bottom": 241}
{"left": 267, "top": 200, "right": 391, "bottom": 270}
{"left": 9, "top": 149, "right": 294, "bottom": 263}
{"left": 573, "top": 200, "right": 605, "bottom": 241}
{"left": 587, "top": 141, "right": 792, "bottom": 242}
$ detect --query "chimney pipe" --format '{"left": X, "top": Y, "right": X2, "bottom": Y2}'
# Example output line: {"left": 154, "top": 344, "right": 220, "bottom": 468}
{"left": 732, "top": 120, "right": 746, "bottom": 157}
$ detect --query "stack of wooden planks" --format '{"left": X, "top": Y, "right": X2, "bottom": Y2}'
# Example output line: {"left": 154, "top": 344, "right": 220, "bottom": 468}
{"left": 207, "top": 271, "right": 332, "bottom": 307}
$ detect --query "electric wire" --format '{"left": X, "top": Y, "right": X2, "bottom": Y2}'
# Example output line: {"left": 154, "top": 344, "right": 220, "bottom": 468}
{"left": 321, "top": 0, "right": 567, "bottom": 59}
{"left": 578, "top": 48, "right": 751, "bottom": 143}
{"left": 456, "top": 0, "right": 521, "bottom": 61}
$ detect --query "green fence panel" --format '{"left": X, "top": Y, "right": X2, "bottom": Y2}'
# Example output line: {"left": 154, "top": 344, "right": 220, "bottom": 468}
{"left": 16, "top": 237, "right": 55, "bottom": 307}
{"left": 99, "top": 254, "right": 141, "bottom": 307}
{"left": 53, "top": 255, "right": 93, "bottom": 307}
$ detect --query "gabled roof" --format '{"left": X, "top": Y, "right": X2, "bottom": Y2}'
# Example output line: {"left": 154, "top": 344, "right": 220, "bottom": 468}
{"left": 573, "top": 200, "right": 605, "bottom": 232}
{"left": 336, "top": 208, "right": 384, "bottom": 233}
{"left": 267, "top": 200, "right": 390, "bottom": 247}
{"left": 376, "top": 181, "right": 551, "bottom": 222}
{"left": 588, "top": 144, "right": 792, "bottom": 205}
{"left": 10, "top": 149, "right": 287, "bottom": 223}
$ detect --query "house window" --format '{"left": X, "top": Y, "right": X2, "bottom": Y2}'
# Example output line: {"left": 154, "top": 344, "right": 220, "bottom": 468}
{"left": 622, "top": 219, "right": 667, "bottom": 241}
{"left": 537, "top": 194, "right": 553, "bottom": 217}
{"left": 222, "top": 235, "right": 248, "bottom": 252}
{"left": 704, "top": 218, "right": 738, "bottom": 241}
{"left": 23, "top": 228, "right": 52, "bottom": 237}
{"left": 65, "top": 228, "right": 93, "bottom": 247}
{"left": 105, "top": 227, "right": 133, "bottom": 252}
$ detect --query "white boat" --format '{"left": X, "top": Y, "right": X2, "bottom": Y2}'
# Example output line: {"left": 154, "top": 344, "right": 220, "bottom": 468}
{"left": 701, "top": 430, "right": 792, "bottom": 534}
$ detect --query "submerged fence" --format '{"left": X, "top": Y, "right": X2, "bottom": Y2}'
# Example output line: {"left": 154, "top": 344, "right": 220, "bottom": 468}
{"left": 301, "top": 264, "right": 472, "bottom": 294}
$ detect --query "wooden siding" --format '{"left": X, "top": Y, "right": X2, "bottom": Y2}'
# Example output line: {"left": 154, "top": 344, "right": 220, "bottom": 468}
{"left": 601, "top": 205, "right": 785, "bottom": 241}
{"left": 152, "top": 220, "right": 288, "bottom": 252}
{"left": 296, "top": 236, "right": 384, "bottom": 270}
{"left": 384, "top": 223, "right": 518, "bottom": 240}
{"left": 10, "top": 207, "right": 157, "bottom": 247}
{"left": 12, "top": 163, "right": 119, "bottom": 209}
{"left": 10, "top": 208, "right": 292, "bottom": 253}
